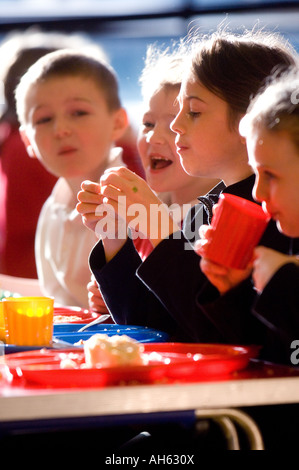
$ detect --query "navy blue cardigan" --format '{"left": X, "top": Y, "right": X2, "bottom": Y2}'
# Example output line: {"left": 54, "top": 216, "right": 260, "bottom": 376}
{"left": 90, "top": 175, "right": 299, "bottom": 365}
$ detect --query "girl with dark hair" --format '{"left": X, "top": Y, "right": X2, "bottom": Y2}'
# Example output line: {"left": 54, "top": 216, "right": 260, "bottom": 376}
{"left": 199, "top": 65, "right": 299, "bottom": 364}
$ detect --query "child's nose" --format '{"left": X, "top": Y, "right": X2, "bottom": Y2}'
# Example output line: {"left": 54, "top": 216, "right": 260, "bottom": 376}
{"left": 170, "top": 111, "right": 184, "bottom": 135}
{"left": 253, "top": 177, "right": 266, "bottom": 204}
{"left": 54, "top": 118, "right": 72, "bottom": 138}
{"left": 146, "top": 125, "right": 165, "bottom": 145}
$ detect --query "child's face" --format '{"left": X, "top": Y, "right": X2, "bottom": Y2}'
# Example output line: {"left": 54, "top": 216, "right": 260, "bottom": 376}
{"left": 22, "top": 75, "right": 125, "bottom": 180}
{"left": 171, "top": 71, "right": 245, "bottom": 184}
{"left": 137, "top": 87, "right": 194, "bottom": 194}
{"left": 248, "top": 128, "right": 299, "bottom": 237}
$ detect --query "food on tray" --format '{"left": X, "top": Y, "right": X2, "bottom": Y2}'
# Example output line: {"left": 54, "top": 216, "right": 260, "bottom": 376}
{"left": 60, "top": 357, "right": 78, "bottom": 369}
{"left": 54, "top": 315, "right": 83, "bottom": 323}
{"left": 0, "top": 289, "right": 20, "bottom": 300}
{"left": 84, "top": 333, "right": 145, "bottom": 368}
{"left": 53, "top": 307, "right": 97, "bottom": 324}
{"left": 59, "top": 333, "right": 146, "bottom": 369}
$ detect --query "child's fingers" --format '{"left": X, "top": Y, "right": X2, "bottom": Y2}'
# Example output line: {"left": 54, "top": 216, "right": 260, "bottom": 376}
{"left": 103, "top": 165, "right": 137, "bottom": 181}
{"left": 87, "top": 281, "right": 109, "bottom": 313}
{"left": 100, "top": 183, "right": 124, "bottom": 201}
{"left": 80, "top": 180, "right": 101, "bottom": 193}
{"left": 100, "top": 179, "right": 150, "bottom": 206}
{"left": 76, "top": 202, "right": 100, "bottom": 220}
{"left": 76, "top": 201, "right": 101, "bottom": 216}
{"left": 212, "top": 203, "right": 220, "bottom": 216}
{"left": 77, "top": 189, "right": 104, "bottom": 205}
{"left": 101, "top": 167, "right": 143, "bottom": 193}
{"left": 194, "top": 239, "right": 208, "bottom": 257}
{"left": 200, "top": 257, "right": 229, "bottom": 276}
{"left": 198, "top": 224, "right": 213, "bottom": 240}
{"left": 87, "top": 276, "right": 101, "bottom": 293}
{"left": 100, "top": 175, "right": 137, "bottom": 196}
{"left": 80, "top": 212, "right": 100, "bottom": 225}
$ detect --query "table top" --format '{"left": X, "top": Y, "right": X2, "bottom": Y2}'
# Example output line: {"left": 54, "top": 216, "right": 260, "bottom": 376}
{"left": 1, "top": 359, "right": 299, "bottom": 424}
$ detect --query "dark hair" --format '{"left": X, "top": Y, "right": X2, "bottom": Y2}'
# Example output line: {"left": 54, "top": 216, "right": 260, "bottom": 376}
{"left": 16, "top": 48, "right": 120, "bottom": 124}
{"left": 191, "top": 29, "right": 297, "bottom": 128}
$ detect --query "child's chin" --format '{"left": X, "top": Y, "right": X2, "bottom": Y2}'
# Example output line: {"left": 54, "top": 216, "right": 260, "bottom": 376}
{"left": 277, "top": 220, "right": 298, "bottom": 238}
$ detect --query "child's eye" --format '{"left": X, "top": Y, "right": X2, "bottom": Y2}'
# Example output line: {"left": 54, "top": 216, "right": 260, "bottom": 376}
{"left": 264, "top": 170, "right": 276, "bottom": 180}
{"left": 143, "top": 121, "right": 154, "bottom": 129}
{"left": 35, "top": 116, "right": 52, "bottom": 125}
{"left": 72, "top": 109, "right": 89, "bottom": 117}
{"left": 187, "top": 111, "right": 201, "bottom": 118}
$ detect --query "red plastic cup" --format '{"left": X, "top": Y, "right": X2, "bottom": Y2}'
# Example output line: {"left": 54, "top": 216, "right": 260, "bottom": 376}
{"left": 202, "top": 193, "right": 270, "bottom": 269}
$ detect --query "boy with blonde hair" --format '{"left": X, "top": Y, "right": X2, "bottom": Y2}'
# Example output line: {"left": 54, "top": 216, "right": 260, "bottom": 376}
{"left": 15, "top": 49, "right": 128, "bottom": 307}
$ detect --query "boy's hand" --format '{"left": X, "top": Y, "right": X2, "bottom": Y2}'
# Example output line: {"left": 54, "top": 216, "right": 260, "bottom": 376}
{"left": 195, "top": 224, "right": 252, "bottom": 295}
{"left": 253, "top": 247, "right": 299, "bottom": 293}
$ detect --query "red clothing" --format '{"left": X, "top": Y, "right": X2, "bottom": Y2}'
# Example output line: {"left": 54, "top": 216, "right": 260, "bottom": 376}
{"left": 133, "top": 236, "right": 154, "bottom": 261}
{"left": 121, "top": 141, "right": 145, "bottom": 180}
{"left": 0, "top": 124, "right": 58, "bottom": 278}
{"left": 133, "top": 216, "right": 184, "bottom": 261}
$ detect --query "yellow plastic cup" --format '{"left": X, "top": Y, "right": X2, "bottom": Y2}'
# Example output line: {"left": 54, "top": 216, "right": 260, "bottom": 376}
{"left": 2, "top": 296, "right": 54, "bottom": 346}
{"left": 0, "top": 302, "right": 5, "bottom": 342}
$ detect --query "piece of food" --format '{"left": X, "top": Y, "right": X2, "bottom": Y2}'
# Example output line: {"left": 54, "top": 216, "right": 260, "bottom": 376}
{"left": 83, "top": 333, "right": 145, "bottom": 368}
{"left": 53, "top": 315, "right": 83, "bottom": 323}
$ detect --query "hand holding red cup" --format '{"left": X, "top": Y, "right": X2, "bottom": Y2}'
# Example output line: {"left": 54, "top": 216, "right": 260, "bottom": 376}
{"left": 196, "top": 193, "right": 270, "bottom": 270}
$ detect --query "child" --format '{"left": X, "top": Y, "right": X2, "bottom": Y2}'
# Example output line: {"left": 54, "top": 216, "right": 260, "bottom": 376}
{"left": 15, "top": 49, "right": 129, "bottom": 308}
{"left": 83, "top": 45, "right": 219, "bottom": 312}
{"left": 78, "top": 28, "right": 299, "bottom": 347}
{"left": 200, "top": 65, "right": 299, "bottom": 365}
{"left": 0, "top": 29, "right": 104, "bottom": 279}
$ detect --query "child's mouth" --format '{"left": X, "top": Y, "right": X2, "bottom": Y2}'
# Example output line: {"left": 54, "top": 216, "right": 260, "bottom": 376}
{"left": 150, "top": 156, "right": 172, "bottom": 170}
{"left": 59, "top": 146, "right": 77, "bottom": 155}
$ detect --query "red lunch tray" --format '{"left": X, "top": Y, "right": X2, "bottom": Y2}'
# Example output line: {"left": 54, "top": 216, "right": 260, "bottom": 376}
{"left": 4, "top": 343, "right": 256, "bottom": 388}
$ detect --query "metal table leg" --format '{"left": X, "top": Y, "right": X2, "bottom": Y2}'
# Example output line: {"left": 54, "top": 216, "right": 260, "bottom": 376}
{"left": 214, "top": 416, "right": 240, "bottom": 450}
{"left": 195, "top": 408, "right": 264, "bottom": 450}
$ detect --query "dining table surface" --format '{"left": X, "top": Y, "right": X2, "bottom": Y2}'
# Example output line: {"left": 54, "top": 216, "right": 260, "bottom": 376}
{"left": 1, "top": 351, "right": 299, "bottom": 451}
{"left": 0, "top": 305, "right": 299, "bottom": 452}
{"left": 1, "top": 356, "right": 299, "bottom": 414}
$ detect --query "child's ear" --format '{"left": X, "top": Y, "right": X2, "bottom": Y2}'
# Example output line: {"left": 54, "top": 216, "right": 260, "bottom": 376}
{"left": 240, "top": 135, "right": 247, "bottom": 145}
{"left": 112, "top": 107, "right": 129, "bottom": 141}
{"left": 19, "top": 126, "right": 37, "bottom": 158}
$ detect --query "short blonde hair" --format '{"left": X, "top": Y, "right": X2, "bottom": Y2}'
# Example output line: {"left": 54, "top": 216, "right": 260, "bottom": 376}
{"left": 139, "top": 42, "right": 189, "bottom": 101}
{"left": 0, "top": 28, "right": 107, "bottom": 124}
{"left": 240, "top": 64, "right": 299, "bottom": 153}
{"left": 16, "top": 48, "right": 120, "bottom": 125}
